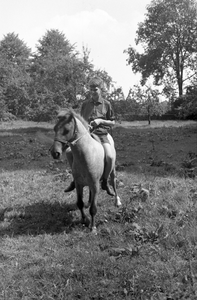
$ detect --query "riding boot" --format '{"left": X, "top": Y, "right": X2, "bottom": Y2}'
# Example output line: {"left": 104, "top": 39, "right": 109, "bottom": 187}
{"left": 64, "top": 181, "right": 75, "bottom": 192}
{"left": 101, "top": 179, "right": 114, "bottom": 196}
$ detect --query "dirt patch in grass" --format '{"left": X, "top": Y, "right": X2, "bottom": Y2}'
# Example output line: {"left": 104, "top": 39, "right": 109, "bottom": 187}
{"left": 114, "top": 122, "right": 197, "bottom": 178}
{"left": 0, "top": 120, "right": 196, "bottom": 177}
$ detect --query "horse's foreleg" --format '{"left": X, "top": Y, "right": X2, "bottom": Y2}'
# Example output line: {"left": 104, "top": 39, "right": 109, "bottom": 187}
{"left": 84, "top": 189, "right": 91, "bottom": 209}
{"left": 76, "top": 184, "right": 89, "bottom": 227}
{"left": 110, "top": 168, "right": 122, "bottom": 207}
{"left": 89, "top": 183, "right": 99, "bottom": 233}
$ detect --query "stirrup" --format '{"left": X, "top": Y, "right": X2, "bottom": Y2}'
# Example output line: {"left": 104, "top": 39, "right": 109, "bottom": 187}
{"left": 64, "top": 181, "right": 75, "bottom": 193}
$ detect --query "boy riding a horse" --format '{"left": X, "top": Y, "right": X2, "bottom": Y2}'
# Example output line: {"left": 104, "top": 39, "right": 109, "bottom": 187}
{"left": 65, "top": 76, "right": 115, "bottom": 196}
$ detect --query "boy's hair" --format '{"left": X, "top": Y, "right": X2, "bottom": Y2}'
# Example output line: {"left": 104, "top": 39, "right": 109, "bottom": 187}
{"left": 89, "top": 77, "right": 103, "bottom": 89}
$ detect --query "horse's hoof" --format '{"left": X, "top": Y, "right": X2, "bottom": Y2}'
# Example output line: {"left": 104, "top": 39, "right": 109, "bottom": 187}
{"left": 101, "top": 181, "right": 115, "bottom": 196}
{"left": 115, "top": 196, "right": 122, "bottom": 207}
{"left": 106, "top": 189, "right": 115, "bottom": 197}
{"left": 82, "top": 217, "right": 90, "bottom": 227}
{"left": 91, "top": 227, "right": 97, "bottom": 235}
{"left": 64, "top": 181, "right": 75, "bottom": 192}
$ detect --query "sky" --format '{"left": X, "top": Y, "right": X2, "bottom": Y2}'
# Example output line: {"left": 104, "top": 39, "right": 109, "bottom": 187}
{"left": 0, "top": 0, "right": 151, "bottom": 96}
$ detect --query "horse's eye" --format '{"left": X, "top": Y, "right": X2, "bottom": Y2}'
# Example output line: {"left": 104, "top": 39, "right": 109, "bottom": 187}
{"left": 63, "top": 128, "right": 69, "bottom": 135}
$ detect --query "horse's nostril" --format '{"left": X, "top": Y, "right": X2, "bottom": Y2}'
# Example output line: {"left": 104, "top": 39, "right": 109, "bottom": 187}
{"left": 51, "top": 151, "right": 60, "bottom": 159}
{"left": 55, "top": 152, "right": 60, "bottom": 159}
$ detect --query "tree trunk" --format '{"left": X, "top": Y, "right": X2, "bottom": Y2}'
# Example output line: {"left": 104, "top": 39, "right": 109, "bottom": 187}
{"left": 148, "top": 114, "right": 151, "bottom": 125}
{"left": 148, "top": 106, "right": 151, "bottom": 125}
{"left": 176, "top": 53, "right": 183, "bottom": 97}
{"left": 178, "top": 74, "right": 183, "bottom": 97}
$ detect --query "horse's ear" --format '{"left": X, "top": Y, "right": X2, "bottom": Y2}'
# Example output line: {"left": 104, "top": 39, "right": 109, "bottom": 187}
{"left": 57, "top": 110, "right": 74, "bottom": 123}
{"left": 57, "top": 110, "right": 67, "bottom": 119}
{"left": 57, "top": 110, "right": 71, "bottom": 119}
{"left": 67, "top": 111, "right": 74, "bottom": 122}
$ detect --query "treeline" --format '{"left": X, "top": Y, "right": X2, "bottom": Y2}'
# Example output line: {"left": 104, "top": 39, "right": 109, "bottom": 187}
{"left": 0, "top": 29, "right": 113, "bottom": 122}
{"left": 0, "top": 28, "right": 196, "bottom": 123}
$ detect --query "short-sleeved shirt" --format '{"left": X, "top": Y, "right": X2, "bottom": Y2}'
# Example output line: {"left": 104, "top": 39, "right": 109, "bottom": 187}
{"left": 81, "top": 96, "right": 115, "bottom": 135}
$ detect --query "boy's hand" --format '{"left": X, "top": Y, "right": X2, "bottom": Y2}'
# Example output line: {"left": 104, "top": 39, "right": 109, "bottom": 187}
{"left": 90, "top": 119, "right": 102, "bottom": 128}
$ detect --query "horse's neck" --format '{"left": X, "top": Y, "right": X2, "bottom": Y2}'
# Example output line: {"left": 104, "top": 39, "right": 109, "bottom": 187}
{"left": 69, "top": 117, "right": 90, "bottom": 149}
{"left": 75, "top": 117, "right": 88, "bottom": 135}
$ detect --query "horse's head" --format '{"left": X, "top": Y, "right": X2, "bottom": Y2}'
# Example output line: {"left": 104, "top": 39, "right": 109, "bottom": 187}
{"left": 50, "top": 110, "right": 76, "bottom": 159}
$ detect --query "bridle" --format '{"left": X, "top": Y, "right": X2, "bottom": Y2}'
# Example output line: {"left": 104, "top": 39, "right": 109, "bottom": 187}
{"left": 54, "top": 117, "right": 90, "bottom": 146}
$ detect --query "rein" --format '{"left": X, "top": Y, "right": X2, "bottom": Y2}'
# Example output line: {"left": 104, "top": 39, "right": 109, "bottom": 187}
{"left": 68, "top": 131, "right": 89, "bottom": 146}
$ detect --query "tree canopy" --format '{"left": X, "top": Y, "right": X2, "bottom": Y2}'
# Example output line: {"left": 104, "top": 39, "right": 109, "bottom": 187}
{"left": 125, "top": 0, "right": 197, "bottom": 97}
{"left": 0, "top": 33, "right": 31, "bottom": 117}
{"left": 0, "top": 30, "right": 114, "bottom": 121}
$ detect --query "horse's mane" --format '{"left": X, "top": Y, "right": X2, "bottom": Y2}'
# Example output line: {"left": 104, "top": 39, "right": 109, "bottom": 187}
{"left": 57, "top": 109, "right": 89, "bottom": 130}
{"left": 72, "top": 110, "right": 89, "bottom": 130}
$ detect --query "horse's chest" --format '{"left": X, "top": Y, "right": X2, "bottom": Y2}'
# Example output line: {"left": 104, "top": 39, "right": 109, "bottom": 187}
{"left": 72, "top": 151, "right": 104, "bottom": 185}
{"left": 72, "top": 165, "right": 93, "bottom": 186}
{"left": 73, "top": 170, "right": 89, "bottom": 185}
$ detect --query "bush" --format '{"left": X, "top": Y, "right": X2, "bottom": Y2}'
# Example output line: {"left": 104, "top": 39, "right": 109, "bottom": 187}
{"left": 24, "top": 103, "right": 59, "bottom": 122}
{"left": 173, "top": 87, "right": 197, "bottom": 120}
{"left": 0, "top": 111, "right": 17, "bottom": 122}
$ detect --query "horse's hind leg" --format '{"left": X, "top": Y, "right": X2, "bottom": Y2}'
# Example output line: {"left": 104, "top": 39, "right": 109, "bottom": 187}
{"left": 76, "top": 184, "right": 90, "bottom": 227}
{"left": 110, "top": 168, "right": 122, "bottom": 207}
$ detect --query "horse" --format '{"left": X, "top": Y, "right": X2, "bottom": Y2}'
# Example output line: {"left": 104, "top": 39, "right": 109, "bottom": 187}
{"left": 50, "top": 109, "right": 121, "bottom": 233}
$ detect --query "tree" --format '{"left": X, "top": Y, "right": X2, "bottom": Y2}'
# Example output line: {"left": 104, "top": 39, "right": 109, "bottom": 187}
{"left": 109, "top": 87, "right": 125, "bottom": 102}
{"left": 0, "top": 33, "right": 32, "bottom": 117}
{"left": 30, "top": 29, "right": 76, "bottom": 104}
{"left": 28, "top": 29, "right": 90, "bottom": 120}
{"left": 130, "top": 85, "right": 160, "bottom": 124}
{"left": 0, "top": 87, "right": 7, "bottom": 120}
{"left": 125, "top": 0, "right": 197, "bottom": 97}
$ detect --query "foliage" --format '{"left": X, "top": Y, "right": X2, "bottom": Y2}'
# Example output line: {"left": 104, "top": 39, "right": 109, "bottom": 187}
{"left": 23, "top": 94, "right": 60, "bottom": 122}
{"left": 28, "top": 30, "right": 114, "bottom": 120}
{"left": 108, "top": 87, "right": 125, "bottom": 102}
{"left": 0, "top": 88, "right": 7, "bottom": 120}
{"left": 1, "top": 19, "right": 196, "bottom": 121}
{"left": 0, "top": 30, "right": 114, "bottom": 122}
{"left": 0, "top": 33, "right": 32, "bottom": 117}
{"left": 111, "top": 86, "right": 171, "bottom": 122}
{"left": 173, "top": 85, "right": 197, "bottom": 119}
{"left": 28, "top": 30, "right": 87, "bottom": 119}
{"left": 125, "top": 0, "right": 197, "bottom": 97}
{"left": 128, "top": 84, "right": 162, "bottom": 124}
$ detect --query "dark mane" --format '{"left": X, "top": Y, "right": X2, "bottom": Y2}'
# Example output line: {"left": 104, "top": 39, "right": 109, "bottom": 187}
{"left": 57, "top": 109, "right": 89, "bottom": 130}
{"left": 71, "top": 110, "right": 89, "bottom": 130}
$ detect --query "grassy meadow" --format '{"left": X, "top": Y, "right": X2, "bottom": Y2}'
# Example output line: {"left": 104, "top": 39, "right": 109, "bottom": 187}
{"left": 0, "top": 119, "right": 197, "bottom": 299}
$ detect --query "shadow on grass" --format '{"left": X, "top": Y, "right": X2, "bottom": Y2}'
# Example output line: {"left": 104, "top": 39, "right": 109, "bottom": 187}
{"left": 0, "top": 201, "right": 83, "bottom": 237}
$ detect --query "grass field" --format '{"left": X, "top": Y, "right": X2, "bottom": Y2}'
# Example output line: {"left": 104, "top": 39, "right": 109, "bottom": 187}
{"left": 0, "top": 119, "right": 197, "bottom": 299}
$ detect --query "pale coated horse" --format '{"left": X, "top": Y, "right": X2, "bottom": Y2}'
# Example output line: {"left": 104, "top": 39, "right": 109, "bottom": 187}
{"left": 50, "top": 109, "right": 121, "bottom": 233}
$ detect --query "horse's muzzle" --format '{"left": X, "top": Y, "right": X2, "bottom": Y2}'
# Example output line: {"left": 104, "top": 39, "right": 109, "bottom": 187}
{"left": 50, "top": 143, "right": 62, "bottom": 160}
{"left": 51, "top": 151, "right": 61, "bottom": 160}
